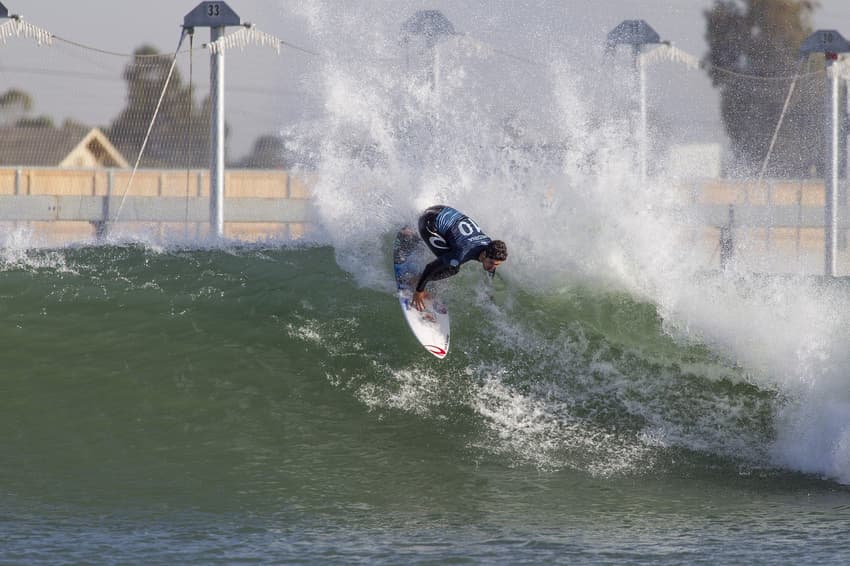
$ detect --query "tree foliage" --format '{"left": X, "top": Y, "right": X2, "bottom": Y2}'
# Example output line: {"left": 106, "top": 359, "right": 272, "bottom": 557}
{"left": 0, "top": 88, "right": 34, "bottom": 126}
{"left": 703, "top": 0, "right": 823, "bottom": 177}
{"left": 15, "top": 116, "right": 54, "bottom": 128}
{"left": 234, "top": 131, "right": 323, "bottom": 170}
{"left": 107, "top": 45, "right": 215, "bottom": 168}
{"left": 0, "top": 89, "right": 62, "bottom": 128}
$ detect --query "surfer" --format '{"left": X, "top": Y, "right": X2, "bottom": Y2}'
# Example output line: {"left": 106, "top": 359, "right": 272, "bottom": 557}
{"left": 411, "top": 205, "right": 508, "bottom": 311}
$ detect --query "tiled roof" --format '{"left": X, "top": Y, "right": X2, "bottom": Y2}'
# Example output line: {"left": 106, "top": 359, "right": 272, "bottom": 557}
{"left": 0, "top": 126, "right": 127, "bottom": 167}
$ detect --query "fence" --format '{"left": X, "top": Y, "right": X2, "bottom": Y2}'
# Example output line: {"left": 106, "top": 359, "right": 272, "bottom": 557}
{"left": 685, "top": 178, "right": 850, "bottom": 274}
{"left": 0, "top": 167, "right": 317, "bottom": 245}
{"left": 3, "top": 166, "right": 850, "bottom": 275}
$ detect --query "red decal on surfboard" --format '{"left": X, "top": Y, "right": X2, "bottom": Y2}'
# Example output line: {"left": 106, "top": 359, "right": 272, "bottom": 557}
{"left": 426, "top": 345, "right": 447, "bottom": 356}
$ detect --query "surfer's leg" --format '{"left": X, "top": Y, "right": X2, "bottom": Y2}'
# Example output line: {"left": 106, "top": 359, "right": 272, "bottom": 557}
{"left": 394, "top": 227, "right": 419, "bottom": 264}
{"left": 418, "top": 207, "right": 448, "bottom": 256}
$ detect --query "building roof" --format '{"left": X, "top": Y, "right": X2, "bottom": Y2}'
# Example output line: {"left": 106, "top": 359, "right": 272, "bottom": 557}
{"left": 0, "top": 126, "right": 129, "bottom": 168}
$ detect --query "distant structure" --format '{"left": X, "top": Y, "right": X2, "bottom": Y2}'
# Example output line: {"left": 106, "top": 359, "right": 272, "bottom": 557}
{"left": 400, "top": 10, "right": 456, "bottom": 92}
{"left": 401, "top": 9, "right": 455, "bottom": 47}
{"left": 666, "top": 143, "right": 722, "bottom": 179}
{"left": 606, "top": 19, "right": 666, "bottom": 187}
{"left": 0, "top": 126, "right": 128, "bottom": 168}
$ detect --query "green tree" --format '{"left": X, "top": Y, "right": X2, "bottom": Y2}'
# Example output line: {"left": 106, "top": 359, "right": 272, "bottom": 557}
{"left": 15, "top": 116, "right": 54, "bottom": 128}
{"left": 704, "top": 0, "right": 822, "bottom": 177}
{"left": 0, "top": 88, "right": 34, "bottom": 126}
{"left": 107, "top": 45, "right": 214, "bottom": 168}
{"left": 235, "top": 135, "right": 288, "bottom": 169}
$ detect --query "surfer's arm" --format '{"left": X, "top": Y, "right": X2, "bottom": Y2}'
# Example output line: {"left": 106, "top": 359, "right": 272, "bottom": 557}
{"left": 413, "top": 258, "right": 458, "bottom": 311}
{"left": 415, "top": 259, "right": 441, "bottom": 293}
{"left": 412, "top": 260, "right": 440, "bottom": 311}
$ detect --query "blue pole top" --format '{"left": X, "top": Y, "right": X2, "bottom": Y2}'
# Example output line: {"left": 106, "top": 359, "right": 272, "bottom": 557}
{"left": 799, "top": 29, "right": 850, "bottom": 56}
{"left": 606, "top": 20, "right": 662, "bottom": 50}
{"left": 401, "top": 10, "right": 456, "bottom": 49}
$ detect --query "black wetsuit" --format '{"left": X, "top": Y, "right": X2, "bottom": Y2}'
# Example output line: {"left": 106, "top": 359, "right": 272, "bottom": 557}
{"left": 415, "top": 205, "right": 492, "bottom": 293}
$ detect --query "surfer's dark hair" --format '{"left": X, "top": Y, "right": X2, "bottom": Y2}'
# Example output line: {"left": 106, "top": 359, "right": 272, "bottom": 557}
{"left": 485, "top": 240, "right": 508, "bottom": 261}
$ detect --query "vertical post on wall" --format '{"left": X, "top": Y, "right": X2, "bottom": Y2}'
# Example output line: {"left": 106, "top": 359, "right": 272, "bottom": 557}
{"left": 632, "top": 42, "right": 649, "bottom": 185}
{"left": 800, "top": 30, "right": 850, "bottom": 277}
{"left": 184, "top": 1, "right": 241, "bottom": 239}
{"left": 606, "top": 20, "right": 665, "bottom": 187}
{"left": 209, "top": 23, "right": 226, "bottom": 238}
{"left": 841, "top": 68, "right": 850, "bottom": 206}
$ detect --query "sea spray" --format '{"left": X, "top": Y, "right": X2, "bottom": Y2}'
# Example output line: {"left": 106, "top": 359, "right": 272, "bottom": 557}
{"left": 284, "top": 1, "right": 850, "bottom": 482}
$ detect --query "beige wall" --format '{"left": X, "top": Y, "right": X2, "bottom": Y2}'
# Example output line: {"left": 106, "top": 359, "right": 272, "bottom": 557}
{"left": 0, "top": 168, "right": 845, "bottom": 274}
{"left": 0, "top": 168, "right": 300, "bottom": 198}
{"left": 0, "top": 168, "right": 315, "bottom": 243}
{"left": 693, "top": 180, "right": 826, "bottom": 206}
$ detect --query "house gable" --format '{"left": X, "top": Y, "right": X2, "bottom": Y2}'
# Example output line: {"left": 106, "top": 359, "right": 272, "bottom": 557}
{"left": 58, "top": 128, "right": 129, "bottom": 168}
{"left": 0, "top": 126, "right": 128, "bottom": 168}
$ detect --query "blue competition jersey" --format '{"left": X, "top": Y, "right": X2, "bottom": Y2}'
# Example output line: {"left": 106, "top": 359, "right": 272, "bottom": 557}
{"left": 432, "top": 207, "right": 492, "bottom": 265}
{"left": 415, "top": 206, "right": 492, "bottom": 292}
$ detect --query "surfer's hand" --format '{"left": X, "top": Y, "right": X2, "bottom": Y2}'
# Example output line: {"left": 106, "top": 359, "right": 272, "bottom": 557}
{"left": 412, "top": 290, "right": 427, "bottom": 311}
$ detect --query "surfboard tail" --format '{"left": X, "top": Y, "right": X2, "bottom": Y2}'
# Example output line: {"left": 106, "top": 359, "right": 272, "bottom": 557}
{"left": 393, "top": 228, "right": 451, "bottom": 359}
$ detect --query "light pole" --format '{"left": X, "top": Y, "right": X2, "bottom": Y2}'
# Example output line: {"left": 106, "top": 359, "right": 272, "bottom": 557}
{"left": 400, "top": 10, "right": 456, "bottom": 94}
{"left": 606, "top": 20, "right": 665, "bottom": 187}
{"left": 183, "top": 1, "right": 241, "bottom": 239}
{"left": 800, "top": 29, "right": 850, "bottom": 277}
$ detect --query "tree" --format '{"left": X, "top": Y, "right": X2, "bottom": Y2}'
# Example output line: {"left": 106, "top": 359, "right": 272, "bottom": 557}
{"left": 15, "top": 116, "right": 54, "bottom": 128}
{"left": 233, "top": 133, "right": 321, "bottom": 171}
{"left": 703, "top": 0, "right": 823, "bottom": 177}
{"left": 107, "top": 45, "right": 216, "bottom": 168}
{"left": 0, "top": 88, "right": 33, "bottom": 125}
{"left": 234, "top": 135, "right": 287, "bottom": 169}
{"left": 0, "top": 89, "right": 63, "bottom": 129}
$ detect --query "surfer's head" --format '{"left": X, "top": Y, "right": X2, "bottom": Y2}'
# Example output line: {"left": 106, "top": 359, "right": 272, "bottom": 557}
{"left": 486, "top": 240, "right": 508, "bottom": 261}
{"left": 481, "top": 240, "right": 507, "bottom": 272}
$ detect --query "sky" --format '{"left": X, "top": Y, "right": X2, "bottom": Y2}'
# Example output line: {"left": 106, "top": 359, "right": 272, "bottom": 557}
{"left": 1, "top": 0, "right": 849, "bottom": 159}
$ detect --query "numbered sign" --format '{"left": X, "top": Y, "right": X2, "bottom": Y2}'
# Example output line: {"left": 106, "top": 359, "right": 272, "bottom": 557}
{"left": 183, "top": 1, "right": 241, "bottom": 28}
{"left": 799, "top": 29, "right": 850, "bottom": 55}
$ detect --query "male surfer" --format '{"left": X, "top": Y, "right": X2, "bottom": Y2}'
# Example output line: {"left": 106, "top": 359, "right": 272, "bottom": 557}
{"left": 411, "top": 205, "right": 508, "bottom": 311}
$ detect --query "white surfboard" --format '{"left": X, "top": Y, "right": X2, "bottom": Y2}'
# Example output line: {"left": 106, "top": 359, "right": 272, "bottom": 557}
{"left": 393, "top": 228, "right": 451, "bottom": 359}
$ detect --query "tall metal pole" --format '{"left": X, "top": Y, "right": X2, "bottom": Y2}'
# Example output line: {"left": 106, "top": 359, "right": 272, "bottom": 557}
{"left": 210, "top": 25, "right": 225, "bottom": 238}
{"left": 843, "top": 69, "right": 850, "bottom": 209}
{"left": 635, "top": 44, "right": 648, "bottom": 185}
{"left": 825, "top": 56, "right": 839, "bottom": 276}
{"left": 400, "top": 10, "right": 456, "bottom": 94}
{"left": 184, "top": 1, "right": 241, "bottom": 240}
{"left": 606, "top": 20, "right": 663, "bottom": 188}
{"left": 800, "top": 30, "right": 850, "bottom": 277}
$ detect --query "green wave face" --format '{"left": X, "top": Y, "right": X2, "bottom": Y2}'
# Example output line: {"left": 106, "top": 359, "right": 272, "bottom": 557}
{"left": 0, "top": 244, "right": 788, "bottom": 517}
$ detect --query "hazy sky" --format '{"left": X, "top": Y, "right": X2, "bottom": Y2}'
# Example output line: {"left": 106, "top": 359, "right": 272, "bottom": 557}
{"left": 2, "top": 1, "right": 850, "bottom": 157}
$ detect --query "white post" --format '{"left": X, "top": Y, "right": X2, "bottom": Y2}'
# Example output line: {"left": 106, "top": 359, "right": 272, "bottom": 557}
{"left": 184, "top": 1, "right": 241, "bottom": 240}
{"left": 635, "top": 45, "right": 648, "bottom": 186}
{"left": 210, "top": 25, "right": 225, "bottom": 239}
{"left": 606, "top": 20, "right": 662, "bottom": 188}
{"left": 799, "top": 30, "right": 850, "bottom": 277}
{"left": 825, "top": 58, "right": 840, "bottom": 277}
